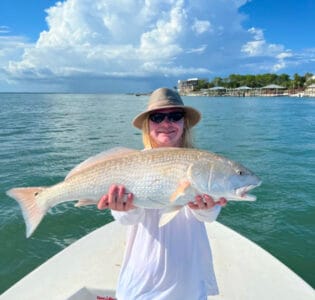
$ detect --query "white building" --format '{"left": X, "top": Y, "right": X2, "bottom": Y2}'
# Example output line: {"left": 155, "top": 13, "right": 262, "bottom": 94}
{"left": 177, "top": 78, "right": 207, "bottom": 94}
{"left": 304, "top": 83, "right": 315, "bottom": 97}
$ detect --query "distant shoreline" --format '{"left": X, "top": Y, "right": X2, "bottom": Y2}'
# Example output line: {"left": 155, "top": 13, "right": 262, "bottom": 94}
{"left": 0, "top": 91, "right": 313, "bottom": 98}
{"left": 180, "top": 91, "right": 308, "bottom": 98}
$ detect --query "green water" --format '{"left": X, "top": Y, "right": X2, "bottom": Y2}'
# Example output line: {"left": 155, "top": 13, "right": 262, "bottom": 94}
{"left": 0, "top": 93, "right": 314, "bottom": 292}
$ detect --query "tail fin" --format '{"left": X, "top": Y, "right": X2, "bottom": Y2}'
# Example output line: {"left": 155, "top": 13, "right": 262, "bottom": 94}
{"left": 6, "top": 187, "right": 47, "bottom": 238}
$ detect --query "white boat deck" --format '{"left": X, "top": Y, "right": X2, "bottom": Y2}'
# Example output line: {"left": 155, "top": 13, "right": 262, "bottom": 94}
{"left": 1, "top": 221, "right": 314, "bottom": 300}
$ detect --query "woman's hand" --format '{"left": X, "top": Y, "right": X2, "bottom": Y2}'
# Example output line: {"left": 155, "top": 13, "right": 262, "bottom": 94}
{"left": 187, "top": 194, "right": 227, "bottom": 210}
{"left": 97, "top": 184, "right": 135, "bottom": 211}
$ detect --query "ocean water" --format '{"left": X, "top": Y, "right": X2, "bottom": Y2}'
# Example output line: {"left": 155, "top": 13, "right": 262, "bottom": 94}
{"left": 0, "top": 93, "right": 314, "bottom": 292}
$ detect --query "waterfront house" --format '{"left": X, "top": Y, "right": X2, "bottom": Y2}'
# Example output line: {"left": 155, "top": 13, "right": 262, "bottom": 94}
{"left": 304, "top": 84, "right": 315, "bottom": 97}
{"left": 178, "top": 78, "right": 207, "bottom": 94}
{"left": 207, "top": 86, "right": 227, "bottom": 96}
{"left": 261, "top": 84, "right": 286, "bottom": 96}
{"left": 230, "top": 86, "right": 253, "bottom": 97}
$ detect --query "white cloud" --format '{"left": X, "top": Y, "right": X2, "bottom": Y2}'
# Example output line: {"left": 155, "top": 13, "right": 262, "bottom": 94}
{"left": 0, "top": 26, "right": 10, "bottom": 34}
{"left": 241, "top": 27, "right": 295, "bottom": 72}
{"left": 7, "top": 0, "right": 192, "bottom": 80}
{"left": 192, "top": 19, "right": 212, "bottom": 35}
{"left": 241, "top": 28, "right": 286, "bottom": 56}
{"left": 0, "top": 34, "right": 33, "bottom": 87}
{"left": 1, "top": 0, "right": 314, "bottom": 91}
{"left": 186, "top": 44, "right": 207, "bottom": 54}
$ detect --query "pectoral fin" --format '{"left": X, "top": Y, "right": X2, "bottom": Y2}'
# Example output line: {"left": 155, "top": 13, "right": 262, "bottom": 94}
{"left": 169, "top": 181, "right": 191, "bottom": 203}
{"left": 159, "top": 206, "right": 182, "bottom": 227}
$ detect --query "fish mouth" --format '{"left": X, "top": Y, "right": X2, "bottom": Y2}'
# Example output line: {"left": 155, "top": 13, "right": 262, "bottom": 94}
{"left": 235, "top": 182, "right": 261, "bottom": 201}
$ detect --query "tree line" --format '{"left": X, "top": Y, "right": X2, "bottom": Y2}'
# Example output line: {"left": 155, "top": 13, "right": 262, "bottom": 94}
{"left": 195, "top": 73, "right": 315, "bottom": 90}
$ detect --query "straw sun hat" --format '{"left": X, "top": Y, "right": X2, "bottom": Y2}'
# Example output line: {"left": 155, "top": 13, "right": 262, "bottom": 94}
{"left": 132, "top": 87, "right": 201, "bottom": 129}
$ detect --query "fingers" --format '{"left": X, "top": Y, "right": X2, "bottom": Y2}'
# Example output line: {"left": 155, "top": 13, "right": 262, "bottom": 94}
{"left": 203, "top": 194, "right": 216, "bottom": 208}
{"left": 188, "top": 195, "right": 227, "bottom": 210}
{"left": 217, "top": 197, "right": 227, "bottom": 207}
{"left": 124, "top": 193, "right": 135, "bottom": 210}
{"left": 97, "top": 185, "right": 135, "bottom": 211}
{"left": 108, "top": 185, "right": 119, "bottom": 208}
{"left": 189, "top": 194, "right": 215, "bottom": 210}
{"left": 97, "top": 194, "right": 109, "bottom": 210}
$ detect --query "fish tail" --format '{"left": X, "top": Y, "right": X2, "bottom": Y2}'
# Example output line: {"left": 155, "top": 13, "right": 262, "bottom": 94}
{"left": 6, "top": 187, "right": 47, "bottom": 238}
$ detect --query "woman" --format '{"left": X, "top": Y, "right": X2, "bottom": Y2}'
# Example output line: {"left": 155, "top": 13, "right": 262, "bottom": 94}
{"left": 98, "top": 88, "right": 227, "bottom": 300}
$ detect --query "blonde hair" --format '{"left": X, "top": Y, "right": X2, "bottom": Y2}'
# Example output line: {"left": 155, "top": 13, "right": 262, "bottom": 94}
{"left": 142, "top": 117, "right": 194, "bottom": 149}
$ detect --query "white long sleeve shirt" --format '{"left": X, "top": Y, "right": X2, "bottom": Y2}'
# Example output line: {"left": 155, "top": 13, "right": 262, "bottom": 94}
{"left": 112, "top": 205, "right": 221, "bottom": 300}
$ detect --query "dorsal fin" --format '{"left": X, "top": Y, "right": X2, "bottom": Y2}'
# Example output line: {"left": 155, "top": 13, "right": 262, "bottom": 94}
{"left": 66, "top": 147, "right": 138, "bottom": 180}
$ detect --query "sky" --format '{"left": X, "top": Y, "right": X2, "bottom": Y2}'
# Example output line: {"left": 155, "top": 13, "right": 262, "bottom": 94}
{"left": 0, "top": 0, "right": 314, "bottom": 93}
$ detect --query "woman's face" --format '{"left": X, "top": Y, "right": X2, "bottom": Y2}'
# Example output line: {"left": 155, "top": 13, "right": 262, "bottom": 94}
{"left": 148, "top": 108, "right": 185, "bottom": 147}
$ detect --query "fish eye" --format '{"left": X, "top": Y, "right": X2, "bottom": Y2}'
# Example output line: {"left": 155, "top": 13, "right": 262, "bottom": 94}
{"left": 237, "top": 170, "right": 244, "bottom": 176}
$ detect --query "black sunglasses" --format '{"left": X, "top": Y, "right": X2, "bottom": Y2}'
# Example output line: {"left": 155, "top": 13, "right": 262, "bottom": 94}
{"left": 149, "top": 111, "right": 185, "bottom": 123}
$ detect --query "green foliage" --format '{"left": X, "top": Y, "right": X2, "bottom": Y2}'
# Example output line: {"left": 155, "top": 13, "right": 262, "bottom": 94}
{"left": 196, "top": 79, "right": 209, "bottom": 90}
{"left": 206, "top": 73, "right": 313, "bottom": 89}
